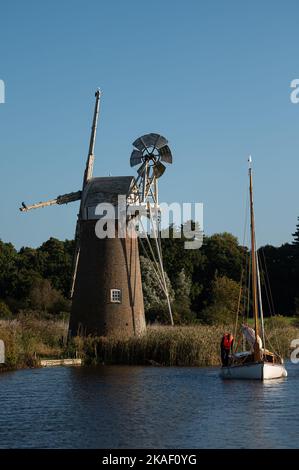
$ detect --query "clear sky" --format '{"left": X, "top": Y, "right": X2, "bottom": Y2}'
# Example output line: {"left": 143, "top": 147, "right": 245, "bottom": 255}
{"left": 0, "top": 0, "right": 298, "bottom": 249}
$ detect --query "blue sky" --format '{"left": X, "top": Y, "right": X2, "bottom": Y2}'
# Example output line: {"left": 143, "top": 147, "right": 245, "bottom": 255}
{"left": 0, "top": 0, "right": 298, "bottom": 249}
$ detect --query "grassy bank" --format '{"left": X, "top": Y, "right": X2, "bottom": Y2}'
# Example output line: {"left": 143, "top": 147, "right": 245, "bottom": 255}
{"left": 0, "top": 317, "right": 68, "bottom": 370}
{"left": 1, "top": 318, "right": 298, "bottom": 370}
{"left": 75, "top": 323, "right": 299, "bottom": 367}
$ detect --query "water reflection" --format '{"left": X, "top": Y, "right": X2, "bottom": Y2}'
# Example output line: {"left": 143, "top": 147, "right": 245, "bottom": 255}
{"left": 0, "top": 363, "right": 298, "bottom": 448}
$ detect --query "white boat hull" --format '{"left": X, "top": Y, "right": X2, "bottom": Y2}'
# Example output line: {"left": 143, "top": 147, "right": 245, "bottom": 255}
{"left": 220, "top": 362, "right": 287, "bottom": 380}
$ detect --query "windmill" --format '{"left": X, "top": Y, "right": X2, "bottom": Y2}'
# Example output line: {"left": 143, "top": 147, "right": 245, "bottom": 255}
{"left": 20, "top": 92, "right": 174, "bottom": 336}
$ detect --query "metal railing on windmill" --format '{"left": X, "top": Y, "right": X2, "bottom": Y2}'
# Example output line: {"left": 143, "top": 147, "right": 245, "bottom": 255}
{"left": 129, "top": 133, "right": 174, "bottom": 326}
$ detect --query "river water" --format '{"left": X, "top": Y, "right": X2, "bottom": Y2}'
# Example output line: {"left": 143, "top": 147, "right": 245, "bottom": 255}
{"left": 0, "top": 362, "right": 298, "bottom": 448}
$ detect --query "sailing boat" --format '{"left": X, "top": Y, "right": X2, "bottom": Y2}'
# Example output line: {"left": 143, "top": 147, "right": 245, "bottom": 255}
{"left": 220, "top": 157, "right": 287, "bottom": 380}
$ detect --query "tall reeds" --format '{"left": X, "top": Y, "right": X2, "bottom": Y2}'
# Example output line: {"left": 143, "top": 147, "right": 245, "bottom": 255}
{"left": 75, "top": 324, "right": 299, "bottom": 367}
{"left": 0, "top": 317, "right": 68, "bottom": 369}
{"left": 1, "top": 319, "right": 298, "bottom": 370}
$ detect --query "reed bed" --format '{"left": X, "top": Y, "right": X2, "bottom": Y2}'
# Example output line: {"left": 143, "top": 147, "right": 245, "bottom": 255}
{"left": 77, "top": 324, "right": 299, "bottom": 367}
{"left": 0, "top": 319, "right": 298, "bottom": 370}
{"left": 0, "top": 318, "right": 68, "bottom": 369}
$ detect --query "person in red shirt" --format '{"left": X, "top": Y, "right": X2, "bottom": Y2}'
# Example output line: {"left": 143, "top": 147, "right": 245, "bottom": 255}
{"left": 221, "top": 333, "right": 234, "bottom": 366}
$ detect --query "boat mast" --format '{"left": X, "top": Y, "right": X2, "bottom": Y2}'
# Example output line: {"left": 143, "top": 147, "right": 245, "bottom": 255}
{"left": 248, "top": 157, "right": 261, "bottom": 361}
{"left": 256, "top": 252, "right": 266, "bottom": 352}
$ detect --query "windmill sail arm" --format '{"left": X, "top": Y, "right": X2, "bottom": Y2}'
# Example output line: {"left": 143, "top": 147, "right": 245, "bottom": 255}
{"left": 56, "top": 190, "right": 82, "bottom": 205}
{"left": 83, "top": 89, "right": 102, "bottom": 188}
{"left": 19, "top": 190, "right": 82, "bottom": 212}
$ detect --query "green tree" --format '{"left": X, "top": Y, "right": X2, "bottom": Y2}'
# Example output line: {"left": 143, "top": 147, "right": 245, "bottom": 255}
{"left": 191, "top": 232, "right": 245, "bottom": 315}
{"left": 160, "top": 223, "right": 205, "bottom": 283}
{"left": 200, "top": 275, "right": 240, "bottom": 324}
{"left": 29, "top": 278, "right": 70, "bottom": 314}
{"left": 202, "top": 233, "right": 245, "bottom": 281}
{"left": 0, "top": 299, "right": 12, "bottom": 319}
{"left": 292, "top": 217, "right": 299, "bottom": 246}
{"left": 157, "top": 223, "right": 206, "bottom": 318}
{"left": 174, "top": 269, "right": 191, "bottom": 301}
{"left": 0, "top": 240, "right": 18, "bottom": 299}
{"left": 260, "top": 244, "right": 298, "bottom": 315}
{"left": 37, "top": 237, "right": 74, "bottom": 296}
{"left": 140, "top": 256, "right": 174, "bottom": 324}
{"left": 172, "top": 269, "right": 196, "bottom": 323}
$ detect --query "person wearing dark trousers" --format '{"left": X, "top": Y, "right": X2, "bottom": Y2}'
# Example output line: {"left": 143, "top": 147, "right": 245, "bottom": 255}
{"left": 221, "top": 333, "right": 234, "bottom": 366}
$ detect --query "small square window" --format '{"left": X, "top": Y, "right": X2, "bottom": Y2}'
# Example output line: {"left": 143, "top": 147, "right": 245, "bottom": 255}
{"left": 110, "top": 289, "right": 122, "bottom": 303}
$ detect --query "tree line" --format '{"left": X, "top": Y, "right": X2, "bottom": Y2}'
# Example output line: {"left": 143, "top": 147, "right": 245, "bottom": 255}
{"left": 0, "top": 218, "right": 298, "bottom": 323}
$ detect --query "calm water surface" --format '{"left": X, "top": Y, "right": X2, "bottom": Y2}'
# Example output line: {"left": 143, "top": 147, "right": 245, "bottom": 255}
{"left": 0, "top": 363, "right": 298, "bottom": 448}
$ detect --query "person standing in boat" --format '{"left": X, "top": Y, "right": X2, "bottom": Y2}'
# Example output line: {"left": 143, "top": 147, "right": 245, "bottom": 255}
{"left": 221, "top": 333, "right": 234, "bottom": 366}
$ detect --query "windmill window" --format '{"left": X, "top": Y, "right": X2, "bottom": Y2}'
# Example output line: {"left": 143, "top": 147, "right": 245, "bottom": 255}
{"left": 110, "top": 289, "right": 122, "bottom": 303}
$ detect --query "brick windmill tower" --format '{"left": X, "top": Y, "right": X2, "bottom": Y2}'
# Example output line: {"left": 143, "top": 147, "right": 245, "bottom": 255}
{"left": 20, "top": 91, "right": 173, "bottom": 336}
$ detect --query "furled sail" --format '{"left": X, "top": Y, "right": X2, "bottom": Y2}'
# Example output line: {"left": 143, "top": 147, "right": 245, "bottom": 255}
{"left": 241, "top": 324, "right": 262, "bottom": 350}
